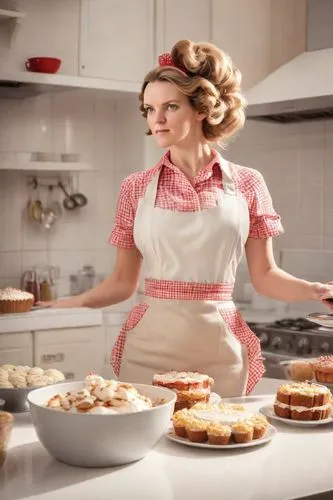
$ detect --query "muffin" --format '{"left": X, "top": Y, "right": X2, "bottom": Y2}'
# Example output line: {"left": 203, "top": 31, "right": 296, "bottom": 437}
{"left": 250, "top": 415, "right": 269, "bottom": 439}
{"left": 287, "top": 360, "right": 314, "bottom": 382}
{"left": 0, "top": 411, "right": 13, "bottom": 467}
{"left": 185, "top": 418, "right": 208, "bottom": 443}
{"left": 231, "top": 421, "right": 254, "bottom": 443}
{"left": 0, "top": 288, "right": 34, "bottom": 314}
{"left": 312, "top": 356, "right": 333, "bottom": 384}
{"left": 207, "top": 422, "right": 231, "bottom": 445}
{"left": 172, "top": 409, "right": 191, "bottom": 438}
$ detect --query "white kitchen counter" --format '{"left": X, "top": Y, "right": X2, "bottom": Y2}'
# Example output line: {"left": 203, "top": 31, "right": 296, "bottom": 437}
{"left": 1, "top": 377, "right": 332, "bottom": 500}
{"left": 0, "top": 307, "right": 103, "bottom": 333}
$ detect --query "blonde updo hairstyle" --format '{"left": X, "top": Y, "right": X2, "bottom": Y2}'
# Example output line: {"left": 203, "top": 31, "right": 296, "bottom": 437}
{"left": 139, "top": 39, "right": 247, "bottom": 145}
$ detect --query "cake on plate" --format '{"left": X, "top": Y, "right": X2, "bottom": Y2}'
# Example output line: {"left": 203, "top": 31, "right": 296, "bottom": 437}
{"left": 274, "top": 381, "right": 331, "bottom": 421}
{"left": 312, "top": 356, "right": 333, "bottom": 384}
{"left": 0, "top": 288, "right": 34, "bottom": 314}
{"left": 153, "top": 371, "right": 214, "bottom": 411}
{"left": 171, "top": 402, "right": 269, "bottom": 445}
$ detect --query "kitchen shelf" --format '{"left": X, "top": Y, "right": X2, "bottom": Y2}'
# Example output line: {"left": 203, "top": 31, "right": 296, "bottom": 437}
{"left": 0, "top": 153, "right": 92, "bottom": 172}
{"left": 0, "top": 8, "right": 27, "bottom": 46}
{"left": 0, "top": 69, "right": 140, "bottom": 99}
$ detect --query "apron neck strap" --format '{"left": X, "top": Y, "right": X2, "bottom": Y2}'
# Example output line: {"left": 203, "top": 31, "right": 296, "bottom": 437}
{"left": 216, "top": 154, "right": 236, "bottom": 196}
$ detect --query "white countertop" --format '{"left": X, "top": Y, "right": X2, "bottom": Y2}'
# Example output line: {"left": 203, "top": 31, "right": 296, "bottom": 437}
{"left": 0, "top": 307, "right": 103, "bottom": 333}
{"left": 1, "top": 377, "right": 332, "bottom": 500}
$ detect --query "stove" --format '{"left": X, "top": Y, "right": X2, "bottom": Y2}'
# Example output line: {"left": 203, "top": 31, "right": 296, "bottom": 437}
{"left": 248, "top": 317, "right": 333, "bottom": 379}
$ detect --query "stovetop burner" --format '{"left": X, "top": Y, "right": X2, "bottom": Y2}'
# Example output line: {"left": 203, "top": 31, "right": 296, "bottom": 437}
{"left": 270, "top": 317, "right": 316, "bottom": 331}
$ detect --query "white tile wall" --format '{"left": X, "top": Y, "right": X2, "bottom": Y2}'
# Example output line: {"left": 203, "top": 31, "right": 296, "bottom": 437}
{"left": 0, "top": 90, "right": 144, "bottom": 295}
{"left": 225, "top": 118, "right": 333, "bottom": 302}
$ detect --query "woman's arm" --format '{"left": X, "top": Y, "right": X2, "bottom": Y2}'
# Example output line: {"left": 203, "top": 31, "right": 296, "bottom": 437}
{"left": 45, "top": 247, "right": 142, "bottom": 309}
{"left": 245, "top": 237, "right": 333, "bottom": 303}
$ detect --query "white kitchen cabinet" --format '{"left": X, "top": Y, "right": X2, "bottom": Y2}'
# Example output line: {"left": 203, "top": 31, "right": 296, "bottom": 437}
{"left": 33, "top": 326, "right": 105, "bottom": 380}
{"left": 155, "top": 0, "right": 212, "bottom": 57}
{"left": 0, "top": 332, "right": 33, "bottom": 366}
{"left": 79, "top": 0, "right": 154, "bottom": 83}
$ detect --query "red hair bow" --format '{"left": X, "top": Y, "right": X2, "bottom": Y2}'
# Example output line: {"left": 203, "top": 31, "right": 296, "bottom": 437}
{"left": 158, "top": 52, "right": 189, "bottom": 76}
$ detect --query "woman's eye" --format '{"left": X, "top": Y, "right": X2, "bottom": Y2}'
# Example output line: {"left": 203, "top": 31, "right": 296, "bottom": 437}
{"left": 145, "top": 107, "right": 154, "bottom": 114}
{"left": 168, "top": 104, "right": 178, "bottom": 111}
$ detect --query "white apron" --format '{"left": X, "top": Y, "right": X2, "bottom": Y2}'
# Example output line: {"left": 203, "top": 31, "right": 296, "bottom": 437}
{"left": 112, "top": 155, "right": 264, "bottom": 397}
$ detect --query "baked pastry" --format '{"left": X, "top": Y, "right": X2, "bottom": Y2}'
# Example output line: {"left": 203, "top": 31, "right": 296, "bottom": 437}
{"left": 312, "top": 356, "right": 333, "bottom": 383}
{"left": 207, "top": 422, "right": 231, "bottom": 445}
{"left": 287, "top": 360, "right": 314, "bottom": 382}
{"left": 0, "top": 411, "right": 13, "bottom": 467}
{"left": 274, "top": 381, "right": 331, "bottom": 421}
{"left": 231, "top": 421, "right": 254, "bottom": 443}
{"left": 152, "top": 371, "right": 214, "bottom": 411}
{"left": 0, "top": 288, "right": 34, "bottom": 314}
{"left": 171, "top": 402, "right": 269, "bottom": 445}
{"left": 0, "top": 365, "right": 65, "bottom": 388}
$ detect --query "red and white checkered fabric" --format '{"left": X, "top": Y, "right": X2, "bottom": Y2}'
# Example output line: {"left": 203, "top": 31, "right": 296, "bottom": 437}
{"left": 111, "top": 302, "right": 149, "bottom": 377}
{"left": 219, "top": 307, "right": 265, "bottom": 394}
{"left": 143, "top": 279, "right": 234, "bottom": 300}
{"left": 109, "top": 150, "right": 283, "bottom": 249}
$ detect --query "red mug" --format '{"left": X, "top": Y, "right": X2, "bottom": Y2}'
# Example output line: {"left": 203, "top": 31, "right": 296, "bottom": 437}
{"left": 25, "top": 57, "right": 61, "bottom": 74}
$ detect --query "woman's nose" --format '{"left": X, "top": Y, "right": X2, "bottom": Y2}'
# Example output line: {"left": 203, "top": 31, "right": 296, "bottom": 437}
{"left": 155, "top": 109, "right": 166, "bottom": 123}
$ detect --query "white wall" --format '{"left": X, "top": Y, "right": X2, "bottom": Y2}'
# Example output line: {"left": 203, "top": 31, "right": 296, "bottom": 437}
{"left": 224, "top": 118, "right": 333, "bottom": 308}
{"left": 0, "top": 90, "right": 145, "bottom": 295}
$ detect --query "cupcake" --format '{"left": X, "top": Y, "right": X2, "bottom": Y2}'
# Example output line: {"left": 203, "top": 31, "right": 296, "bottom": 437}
{"left": 172, "top": 409, "right": 192, "bottom": 438}
{"left": 0, "top": 288, "right": 34, "bottom": 314}
{"left": 44, "top": 369, "right": 65, "bottom": 384}
{"left": 0, "top": 411, "right": 13, "bottom": 467}
{"left": 207, "top": 422, "right": 231, "bottom": 445}
{"left": 312, "top": 356, "right": 333, "bottom": 384}
{"left": 287, "top": 360, "right": 314, "bottom": 382}
{"left": 231, "top": 421, "right": 254, "bottom": 443}
{"left": 250, "top": 415, "right": 269, "bottom": 439}
{"left": 185, "top": 418, "right": 208, "bottom": 443}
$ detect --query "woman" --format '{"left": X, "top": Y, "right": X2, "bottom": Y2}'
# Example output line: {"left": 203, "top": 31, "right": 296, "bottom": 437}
{"left": 45, "top": 40, "right": 333, "bottom": 397}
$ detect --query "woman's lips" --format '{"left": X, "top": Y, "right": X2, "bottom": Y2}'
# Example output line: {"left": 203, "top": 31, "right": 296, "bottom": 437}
{"left": 155, "top": 130, "right": 169, "bottom": 134}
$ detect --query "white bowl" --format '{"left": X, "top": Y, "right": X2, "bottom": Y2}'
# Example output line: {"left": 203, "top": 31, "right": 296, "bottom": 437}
{"left": 28, "top": 381, "right": 176, "bottom": 468}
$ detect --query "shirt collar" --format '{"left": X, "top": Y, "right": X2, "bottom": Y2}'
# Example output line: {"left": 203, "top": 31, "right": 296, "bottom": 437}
{"left": 159, "top": 149, "right": 223, "bottom": 183}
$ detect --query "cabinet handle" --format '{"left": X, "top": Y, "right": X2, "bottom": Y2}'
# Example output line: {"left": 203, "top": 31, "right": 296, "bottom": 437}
{"left": 41, "top": 353, "right": 65, "bottom": 363}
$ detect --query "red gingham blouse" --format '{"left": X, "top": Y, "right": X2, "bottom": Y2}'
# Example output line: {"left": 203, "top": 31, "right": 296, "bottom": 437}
{"left": 109, "top": 149, "right": 283, "bottom": 249}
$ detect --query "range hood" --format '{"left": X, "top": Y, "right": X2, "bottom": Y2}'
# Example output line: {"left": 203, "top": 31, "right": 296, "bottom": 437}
{"left": 246, "top": 0, "right": 333, "bottom": 123}
{"left": 0, "top": 69, "right": 140, "bottom": 99}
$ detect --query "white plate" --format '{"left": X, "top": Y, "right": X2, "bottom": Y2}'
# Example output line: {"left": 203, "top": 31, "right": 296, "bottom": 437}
{"left": 209, "top": 392, "right": 221, "bottom": 405}
{"left": 260, "top": 404, "right": 333, "bottom": 427}
{"left": 306, "top": 312, "right": 333, "bottom": 328}
{"left": 166, "top": 424, "right": 276, "bottom": 449}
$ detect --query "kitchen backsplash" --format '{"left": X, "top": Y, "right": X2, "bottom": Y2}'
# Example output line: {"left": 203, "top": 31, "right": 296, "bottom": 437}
{"left": 0, "top": 90, "right": 145, "bottom": 296}
{"left": 0, "top": 91, "right": 332, "bottom": 305}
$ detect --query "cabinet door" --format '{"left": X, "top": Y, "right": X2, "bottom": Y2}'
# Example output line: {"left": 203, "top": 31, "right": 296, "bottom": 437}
{"left": 0, "top": 332, "right": 33, "bottom": 366}
{"left": 33, "top": 326, "right": 105, "bottom": 380}
{"left": 155, "top": 0, "right": 212, "bottom": 57}
{"left": 80, "top": 0, "right": 154, "bottom": 82}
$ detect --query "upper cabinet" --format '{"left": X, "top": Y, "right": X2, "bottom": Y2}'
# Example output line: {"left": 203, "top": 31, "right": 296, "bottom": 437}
{"left": 79, "top": 0, "right": 154, "bottom": 83}
{"left": 155, "top": 0, "right": 212, "bottom": 57}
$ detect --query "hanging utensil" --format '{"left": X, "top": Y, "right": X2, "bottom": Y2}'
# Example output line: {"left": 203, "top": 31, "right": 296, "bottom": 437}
{"left": 58, "top": 181, "right": 79, "bottom": 210}
{"left": 40, "top": 185, "right": 58, "bottom": 230}
{"left": 27, "top": 177, "right": 43, "bottom": 223}
{"left": 69, "top": 175, "right": 88, "bottom": 208}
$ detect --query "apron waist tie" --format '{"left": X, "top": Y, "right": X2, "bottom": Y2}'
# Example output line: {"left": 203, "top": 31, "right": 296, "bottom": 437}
{"left": 144, "top": 278, "right": 234, "bottom": 301}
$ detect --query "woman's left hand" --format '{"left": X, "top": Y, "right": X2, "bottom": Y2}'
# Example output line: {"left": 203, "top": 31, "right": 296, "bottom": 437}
{"left": 311, "top": 281, "right": 333, "bottom": 310}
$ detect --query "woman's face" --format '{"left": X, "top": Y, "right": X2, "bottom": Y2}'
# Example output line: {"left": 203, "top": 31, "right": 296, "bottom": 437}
{"left": 143, "top": 80, "right": 204, "bottom": 148}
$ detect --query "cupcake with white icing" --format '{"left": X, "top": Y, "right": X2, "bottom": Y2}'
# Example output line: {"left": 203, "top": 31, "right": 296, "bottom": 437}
{"left": 0, "top": 288, "right": 34, "bottom": 314}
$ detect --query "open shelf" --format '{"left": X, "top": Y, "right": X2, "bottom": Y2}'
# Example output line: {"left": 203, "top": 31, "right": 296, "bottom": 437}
{"left": 0, "top": 152, "right": 92, "bottom": 172}
{"left": 0, "top": 8, "right": 26, "bottom": 19}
